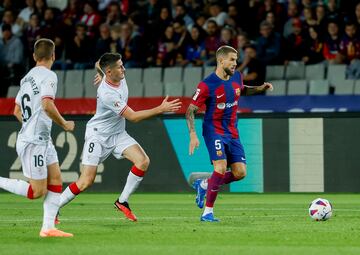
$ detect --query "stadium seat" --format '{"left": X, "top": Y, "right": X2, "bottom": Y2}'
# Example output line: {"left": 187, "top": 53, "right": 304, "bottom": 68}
{"left": 285, "top": 62, "right": 305, "bottom": 80}
{"left": 163, "top": 67, "right": 183, "bottom": 83}
{"left": 183, "top": 67, "right": 202, "bottom": 97}
{"left": 6, "top": 86, "right": 19, "bottom": 98}
{"left": 164, "top": 81, "right": 184, "bottom": 96}
{"left": 265, "top": 65, "right": 285, "bottom": 80}
{"left": 163, "top": 67, "right": 184, "bottom": 96}
{"left": 54, "top": 70, "right": 65, "bottom": 98}
{"left": 128, "top": 81, "right": 144, "bottom": 97}
{"left": 354, "top": 80, "right": 360, "bottom": 95}
{"left": 126, "top": 68, "right": 144, "bottom": 97}
{"left": 143, "top": 67, "right": 163, "bottom": 97}
{"left": 333, "top": 80, "right": 354, "bottom": 95}
{"left": 305, "top": 63, "right": 325, "bottom": 80}
{"left": 64, "top": 70, "right": 84, "bottom": 98}
{"left": 308, "top": 80, "right": 329, "bottom": 95}
{"left": 203, "top": 66, "right": 215, "bottom": 78}
{"left": 266, "top": 80, "right": 286, "bottom": 96}
{"left": 327, "top": 64, "right": 346, "bottom": 83}
{"left": 83, "top": 69, "right": 98, "bottom": 98}
{"left": 287, "top": 80, "right": 307, "bottom": 95}
{"left": 126, "top": 68, "right": 143, "bottom": 84}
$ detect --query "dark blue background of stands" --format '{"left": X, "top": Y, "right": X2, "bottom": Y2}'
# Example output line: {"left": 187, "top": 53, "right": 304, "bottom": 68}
{"left": 240, "top": 95, "right": 360, "bottom": 112}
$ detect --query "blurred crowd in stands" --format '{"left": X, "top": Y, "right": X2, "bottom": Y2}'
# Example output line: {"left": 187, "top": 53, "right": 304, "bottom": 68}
{"left": 1, "top": 0, "right": 360, "bottom": 97}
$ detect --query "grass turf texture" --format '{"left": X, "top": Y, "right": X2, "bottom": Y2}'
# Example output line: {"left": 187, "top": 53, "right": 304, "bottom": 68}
{"left": 0, "top": 193, "right": 359, "bottom": 255}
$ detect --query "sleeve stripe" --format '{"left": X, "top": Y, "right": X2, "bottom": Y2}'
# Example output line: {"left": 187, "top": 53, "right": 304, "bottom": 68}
{"left": 119, "top": 105, "right": 128, "bottom": 115}
{"left": 41, "top": 96, "right": 55, "bottom": 100}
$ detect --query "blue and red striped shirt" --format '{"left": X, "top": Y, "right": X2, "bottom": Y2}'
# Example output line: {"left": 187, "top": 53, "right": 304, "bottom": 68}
{"left": 191, "top": 71, "right": 244, "bottom": 139}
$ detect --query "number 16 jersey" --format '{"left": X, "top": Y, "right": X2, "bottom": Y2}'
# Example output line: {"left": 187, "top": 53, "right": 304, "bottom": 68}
{"left": 15, "top": 66, "right": 57, "bottom": 144}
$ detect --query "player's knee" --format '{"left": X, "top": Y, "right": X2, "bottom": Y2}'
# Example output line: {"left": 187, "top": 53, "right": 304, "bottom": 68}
{"left": 78, "top": 178, "right": 94, "bottom": 191}
{"left": 233, "top": 168, "right": 246, "bottom": 180}
{"left": 78, "top": 175, "right": 95, "bottom": 191}
{"left": 32, "top": 188, "right": 47, "bottom": 199}
{"left": 137, "top": 155, "right": 150, "bottom": 171}
{"left": 49, "top": 174, "right": 62, "bottom": 185}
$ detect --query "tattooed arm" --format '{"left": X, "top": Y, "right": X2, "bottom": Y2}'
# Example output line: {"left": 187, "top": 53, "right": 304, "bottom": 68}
{"left": 186, "top": 103, "right": 200, "bottom": 155}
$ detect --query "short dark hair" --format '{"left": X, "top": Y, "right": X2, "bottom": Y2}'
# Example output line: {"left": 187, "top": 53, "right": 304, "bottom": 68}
{"left": 99, "top": 53, "right": 122, "bottom": 71}
{"left": 2, "top": 23, "right": 11, "bottom": 32}
{"left": 345, "top": 22, "right": 357, "bottom": 28}
{"left": 34, "top": 38, "right": 55, "bottom": 61}
{"left": 207, "top": 19, "right": 218, "bottom": 27}
{"left": 76, "top": 22, "right": 87, "bottom": 30}
{"left": 244, "top": 43, "right": 256, "bottom": 51}
{"left": 216, "top": 45, "right": 238, "bottom": 60}
{"left": 173, "top": 17, "right": 185, "bottom": 26}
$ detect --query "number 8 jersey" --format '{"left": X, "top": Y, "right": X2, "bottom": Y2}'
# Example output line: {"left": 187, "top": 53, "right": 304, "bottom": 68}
{"left": 15, "top": 66, "right": 57, "bottom": 144}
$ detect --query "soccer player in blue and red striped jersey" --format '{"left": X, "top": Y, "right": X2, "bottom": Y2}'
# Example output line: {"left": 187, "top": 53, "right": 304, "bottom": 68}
{"left": 186, "top": 45, "right": 273, "bottom": 222}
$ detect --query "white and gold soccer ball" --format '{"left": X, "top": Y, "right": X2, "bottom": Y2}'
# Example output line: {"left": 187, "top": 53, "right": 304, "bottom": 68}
{"left": 309, "top": 198, "right": 333, "bottom": 221}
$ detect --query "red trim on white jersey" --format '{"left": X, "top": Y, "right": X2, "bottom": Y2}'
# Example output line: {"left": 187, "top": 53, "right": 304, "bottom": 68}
{"left": 120, "top": 105, "right": 128, "bottom": 115}
{"left": 41, "top": 96, "right": 54, "bottom": 100}
{"left": 105, "top": 79, "right": 120, "bottom": 88}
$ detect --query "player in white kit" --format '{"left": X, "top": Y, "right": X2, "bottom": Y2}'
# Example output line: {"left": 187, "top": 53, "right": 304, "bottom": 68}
{"left": 58, "top": 53, "right": 181, "bottom": 221}
{"left": 0, "top": 39, "right": 74, "bottom": 237}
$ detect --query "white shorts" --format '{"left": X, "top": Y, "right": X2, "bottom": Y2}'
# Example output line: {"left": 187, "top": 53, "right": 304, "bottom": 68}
{"left": 81, "top": 131, "right": 139, "bottom": 166}
{"left": 16, "top": 139, "right": 58, "bottom": 180}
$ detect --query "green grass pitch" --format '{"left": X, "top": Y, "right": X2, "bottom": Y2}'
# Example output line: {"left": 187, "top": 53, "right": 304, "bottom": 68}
{"left": 0, "top": 193, "right": 360, "bottom": 255}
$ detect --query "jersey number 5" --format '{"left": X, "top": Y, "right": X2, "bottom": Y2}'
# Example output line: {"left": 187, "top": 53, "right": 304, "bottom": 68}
{"left": 215, "top": 139, "right": 222, "bottom": 150}
{"left": 21, "top": 94, "right": 32, "bottom": 122}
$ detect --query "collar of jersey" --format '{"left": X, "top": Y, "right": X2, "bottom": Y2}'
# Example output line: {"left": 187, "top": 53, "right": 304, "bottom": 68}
{"left": 105, "top": 78, "right": 120, "bottom": 88}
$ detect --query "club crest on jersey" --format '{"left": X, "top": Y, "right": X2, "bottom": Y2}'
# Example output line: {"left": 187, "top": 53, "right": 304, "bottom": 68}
{"left": 193, "top": 89, "right": 200, "bottom": 100}
{"left": 114, "top": 101, "right": 121, "bottom": 108}
{"left": 235, "top": 88, "right": 240, "bottom": 96}
{"left": 216, "top": 150, "right": 222, "bottom": 156}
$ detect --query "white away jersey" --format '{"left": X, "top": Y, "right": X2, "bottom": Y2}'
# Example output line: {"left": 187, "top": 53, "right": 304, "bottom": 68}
{"left": 15, "top": 66, "right": 57, "bottom": 144}
{"left": 86, "top": 78, "right": 128, "bottom": 137}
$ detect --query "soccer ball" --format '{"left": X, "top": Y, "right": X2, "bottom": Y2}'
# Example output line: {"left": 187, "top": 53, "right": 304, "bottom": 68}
{"left": 308, "top": 198, "right": 333, "bottom": 221}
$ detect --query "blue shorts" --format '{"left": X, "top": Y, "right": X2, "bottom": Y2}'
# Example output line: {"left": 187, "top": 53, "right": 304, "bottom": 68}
{"left": 204, "top": 135, "right": 246, "bottom": 164}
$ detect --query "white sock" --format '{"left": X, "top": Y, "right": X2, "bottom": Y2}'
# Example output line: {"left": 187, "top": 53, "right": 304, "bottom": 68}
{"left": 203, "top": 206, "right": 213, "bottom": 216}
{"left": 200, "top": 179, "right": 208, "bottom": 190}
{"left": 59, "top": 186, "right": 77, "bottom": 208}
{"left": 118, "top": 172, "right": 143, "bottom": 203}
{"left": 42, "top": 191, "right": 60, "bottom": 230}
{"left": 0, "top": 177, "right": 30, "bottom": 197}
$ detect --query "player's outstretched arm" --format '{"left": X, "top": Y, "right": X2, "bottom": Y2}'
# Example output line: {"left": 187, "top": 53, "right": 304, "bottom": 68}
{"left": 186, "top": 104, "right": 200, "bottom": 155}
{"left": 122, "top": 96, "right": 182, "bottom": 123}
{"left": 243, "top": 82, "right": 273, "bottom": 95}
{"left": 94, "top": 60, "right": 105, "bottom": 87}
{"left": 42, "top": 98, "right": 75, "bottom": 131}
{"left": 13, "top": 104, "right": 22, "bottom": 123}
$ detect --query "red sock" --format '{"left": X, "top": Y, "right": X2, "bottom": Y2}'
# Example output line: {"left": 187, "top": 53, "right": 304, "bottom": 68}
{"left": 48, "top": 185, "right": 62, "bottom": 193}
{"left": 27, "top": 185, "right": 34, "bottom": 199}
{"left": 131, "top": 165, "right": 145, "bottom": 177}
{"left": 205, "top": 171, "right": 224, "bottom": 207}
{"left": 69, "top": 182, "right": 81, "bottom": 195}
{"left": 222, "top": 171, "right": 239, "bottom": 185}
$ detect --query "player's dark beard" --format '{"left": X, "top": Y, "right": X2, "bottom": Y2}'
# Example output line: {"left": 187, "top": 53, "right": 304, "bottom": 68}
{"left": 224, "top": 67, "right": 234, "bottom": 76}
